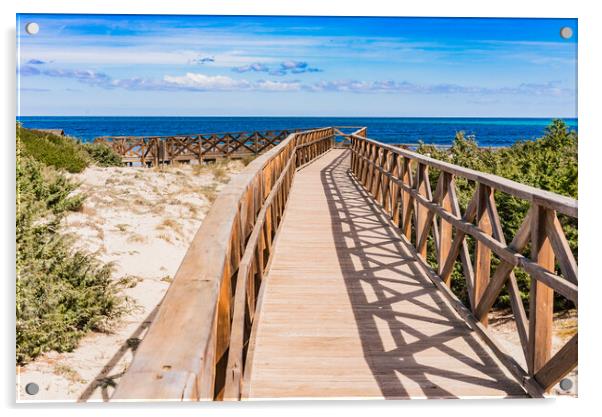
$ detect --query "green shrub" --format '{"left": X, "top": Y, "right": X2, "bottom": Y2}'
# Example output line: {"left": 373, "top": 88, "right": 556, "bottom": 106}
{"left": 17, "top": 126, "right": 90, "bottom": 173}
{"left": 416, "top": 119, "right": 577, "bottom": 311}
{"left": 83, "top": 142, "right": 122, "bottom": 167}
{"left": 16, "top": 143, "right": 127, "bottom": 364}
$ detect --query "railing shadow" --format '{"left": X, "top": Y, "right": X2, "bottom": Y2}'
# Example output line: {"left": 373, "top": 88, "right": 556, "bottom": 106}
{"left": 77, "top": 303, "right": 161, "bottom": 402}
{"left": 320, "top": 150, "right": 525, "bottom": 399}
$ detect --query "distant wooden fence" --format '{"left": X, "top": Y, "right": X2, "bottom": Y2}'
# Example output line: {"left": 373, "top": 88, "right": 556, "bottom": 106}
{"left": 95, "top": 127, "right": 366, "bottom": 166}
{"left": 349, "top": 134, "right": 578, "bottom": 396}
{"left": 112, "top": 127, "right": 343, "bottom": 401}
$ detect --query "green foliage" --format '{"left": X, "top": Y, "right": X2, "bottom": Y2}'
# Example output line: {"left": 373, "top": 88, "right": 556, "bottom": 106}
{"left": 16, "top": 138, "right": 127, "bottom": 364}
{"left": 83, "top": 142, "right": 123, "bottom": 167}
{"left": 417, "top": 119, "right": 577, "bottom": 310}
{"left": 18, "top": 126, "right": 90, "bottom": 173}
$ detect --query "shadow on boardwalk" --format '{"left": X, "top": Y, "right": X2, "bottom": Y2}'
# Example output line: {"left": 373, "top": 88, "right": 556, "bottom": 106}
{"left": 320, "top": 150, "right": 525, "bottom": 399}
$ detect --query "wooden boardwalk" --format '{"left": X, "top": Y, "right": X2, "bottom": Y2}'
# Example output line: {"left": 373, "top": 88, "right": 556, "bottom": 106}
{"left": 243, "top": 149, "right": 527, "bottom": 399}
{"left": 113, "top": 128, "right": 577, "bottom": 401}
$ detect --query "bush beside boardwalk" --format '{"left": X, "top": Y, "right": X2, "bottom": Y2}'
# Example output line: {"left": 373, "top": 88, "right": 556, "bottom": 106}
{"left": 16, "top": 127, "right": 127, "bottom": 364}
{"left": 18, "top": 125, "right": 122, "bottom": 173}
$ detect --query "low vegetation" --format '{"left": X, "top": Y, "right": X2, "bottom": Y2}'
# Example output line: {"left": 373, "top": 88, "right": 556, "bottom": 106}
{"left": 82, "top": 142, "right": 123, "bottom": 167}
{"left": 17, "top": 125, "right": 122, "bottom": 173}
{"left": 416, "top": 119, "right": 577, "bottom": 310}
{"left": 16, "top": 127, "right": 127, "bottom": 364}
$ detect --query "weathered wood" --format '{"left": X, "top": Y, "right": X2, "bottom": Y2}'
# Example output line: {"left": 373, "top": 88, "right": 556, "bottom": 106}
{"left": 528, "top": 205, "right": 555, "bottom": 377}
{"left": 415, "top": 172, "right": 444, "bottom": 255}
{"left": 534, "top": 334, "right": 577, "bottom": 391}
{"left": 473, "top": 184, "right": 493, "bottom": 326}
{"left": 545, "top": 210, "right": 578, "bottom": 285}
{"left": 438, "top": 173, "right": 453, "bottom": 279}
{"left": 474, "top": 209, "right": 531, "bottom": 316}
{"left": 448, "top": 181, "right": 475, "bottom": 308}
{"left": 400, "top": 158, "right": 414, "bottom": 240}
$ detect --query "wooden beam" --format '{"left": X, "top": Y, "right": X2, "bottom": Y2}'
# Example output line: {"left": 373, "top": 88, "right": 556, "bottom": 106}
{"left": 474, "top": 209, "right": 532, "bottom": 320}
{"left": 534, "top": 334, "right": 577, "bottom": 391}
{"left": 545, "top": 210, "right": 578, "bottom": 285}
{"left": 528, "top": 205, "right": 555, "bottom": 377}
{"left": 473, "top": 184, "right": 493, "bottom": 326}
{"left": 438, "top": 173, "right": 453, "bottom": 279}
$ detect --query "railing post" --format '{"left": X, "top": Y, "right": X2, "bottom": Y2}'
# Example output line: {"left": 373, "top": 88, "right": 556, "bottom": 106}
{"left": 415, "top": 163, "right": 429, "bottom": 258}
{"left": 390, "top": 155, "right": 402, "bottom": 227}
{"left": 438, "top": 172, "right": 453, "bottom": 281}
{"left": 400, "top": 158, "right": 413, "bottom": 240}
{"left": 528, "top": 204, "right": 555, "bottom": 376}
{"left": 473, "top": 184, "right": 493, "bottom": 325}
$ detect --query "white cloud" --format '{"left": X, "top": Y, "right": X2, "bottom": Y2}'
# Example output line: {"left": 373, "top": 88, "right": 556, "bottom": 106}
{"left": 163, "top": 73, "right": 250, "bottom": 90}
{"left": 255, "top": 80, "right": 302, "bottom": 92}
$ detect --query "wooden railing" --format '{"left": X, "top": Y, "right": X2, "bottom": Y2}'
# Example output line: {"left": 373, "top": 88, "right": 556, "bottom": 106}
{"left": 95, "top": 128, "right": 313, "bottom": 166}
{"left": 112, "top": 127, "right": 336, "bottom": 401}
{"left": 349, "top": 134, "right": 577, "bottom": 397}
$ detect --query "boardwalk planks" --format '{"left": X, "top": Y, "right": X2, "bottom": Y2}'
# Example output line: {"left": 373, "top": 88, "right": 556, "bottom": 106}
{"left": 244, "top": 150, "right": 527, "bottom": 399}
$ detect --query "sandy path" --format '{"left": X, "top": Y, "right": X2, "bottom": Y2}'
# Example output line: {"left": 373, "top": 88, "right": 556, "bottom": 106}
{"left": 17, "top": 160, "right": 246, "bottom": 402}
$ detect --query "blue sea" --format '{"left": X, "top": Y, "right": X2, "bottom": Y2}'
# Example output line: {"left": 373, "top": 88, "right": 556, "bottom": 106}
{"left": 16, "top": 117, "right": 578, "bottom": 147}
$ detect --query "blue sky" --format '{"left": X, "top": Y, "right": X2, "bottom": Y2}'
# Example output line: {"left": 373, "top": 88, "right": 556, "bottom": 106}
{"left": 16, "top": 14, "right": 577, "bottom": 117}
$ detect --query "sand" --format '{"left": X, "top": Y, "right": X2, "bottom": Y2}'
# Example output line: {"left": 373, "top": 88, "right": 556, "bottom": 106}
{"left": 16, "top": 160, "right": 246, "bottom": 402}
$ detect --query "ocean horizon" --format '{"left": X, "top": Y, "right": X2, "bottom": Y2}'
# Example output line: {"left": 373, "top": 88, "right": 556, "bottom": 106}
{"left": 16, "top": 116, "right": 578, "bottom": 147}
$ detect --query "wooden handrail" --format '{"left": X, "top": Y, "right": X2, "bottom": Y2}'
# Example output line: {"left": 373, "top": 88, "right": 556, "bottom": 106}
{"left": 111, "top": 127, "right": 336, "bottom": 401}
{"left": 349, "top": 134, "right": 577, "bottom": 395}
{"left": 351, "top": 136, "right": 577, "bottom": 217}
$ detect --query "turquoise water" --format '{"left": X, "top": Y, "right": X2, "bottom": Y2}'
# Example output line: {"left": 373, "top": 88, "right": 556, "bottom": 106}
{"left": 16, "top": 116, "right": 578, "bottom": 146}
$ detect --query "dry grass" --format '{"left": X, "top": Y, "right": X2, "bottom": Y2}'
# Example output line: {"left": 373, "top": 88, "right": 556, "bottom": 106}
{"left": 183, "top": 202, "right": 200, "bottom": 217}
{"left": 240, "top": 154, "right": 257, "bottom": 166}
{"left": 156, "top": 218, "right": 183, "bottom": 235}
{"left": 54, "top": 363, "right": 85, "bottom": 384}
{"left": 199, "top": 184, "right": 219, "bottom": 203}
{"left": 156, "top": 233, "right": 173, "bottom": 243}
{"left": 212, "top": 165, "right": 229, "bottom": 183}
{"left": 127, "top": 233, "right": 147, "bottom": 244}
{"left": 133, "top": 197, "right": 153, "bottom": 207}
{"left": 117, "top": 275, "right": 144, "bottom": 289}
{"left": 160, "top": 275, "right": 173, "bottom": 283}
{"left": 192, "top": 160, "right": 230, "bottom": 182}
